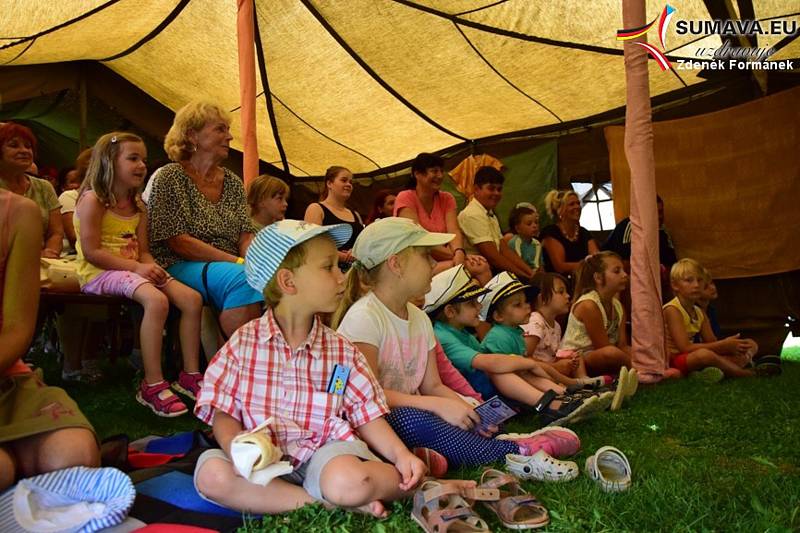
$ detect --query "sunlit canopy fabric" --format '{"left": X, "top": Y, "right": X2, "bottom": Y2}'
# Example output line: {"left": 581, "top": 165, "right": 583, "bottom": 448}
{"left": 0, "top": 1, "right": 796, "bottom": 176}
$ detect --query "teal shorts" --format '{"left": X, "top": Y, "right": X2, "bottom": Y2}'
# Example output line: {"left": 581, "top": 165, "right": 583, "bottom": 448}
{"left": 167, "top": 261, "right": 263, "bottom": 310}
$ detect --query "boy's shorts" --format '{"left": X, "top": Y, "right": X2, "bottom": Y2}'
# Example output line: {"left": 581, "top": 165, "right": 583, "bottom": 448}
{"left": 670, "top": 353, "right": 689, "bottom": 376}
{"left": 194, "top": 439, "right": 381, "bottom": 504}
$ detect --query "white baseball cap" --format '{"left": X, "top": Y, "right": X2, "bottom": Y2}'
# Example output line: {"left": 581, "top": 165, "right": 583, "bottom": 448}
{"left": 245, "top": 219, "right": 352, "bottom": 292}
{"left": 351, "top": 217, "right": 454, "bottom": 270}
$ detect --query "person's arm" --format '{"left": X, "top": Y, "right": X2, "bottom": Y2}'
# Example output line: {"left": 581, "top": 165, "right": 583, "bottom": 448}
{"left": 42, "top": 208, "right": 63, "bottom": 258}
{"left": 524, "top": 335, "right": 541, "bottom": 357}
{"left": 616, "top": 303, "right": 629, "bottom": 350}
{"left": 354, "top": 342, "right": 479, "bottom": 430}
{"left": 136, "top": 211, "right": 168, "bottom": 285}
{"left": 396, "top": 206, "right": 420, "bottom": 224}
{"left": 572, "top": 300, "right": 612, "bottom": 348}
{"left": 443, "top": 209, "right": 466, "bottom": 265}
{"left": 356, "top": 418, "right": 425, "bottom": 491}
{"left": 588, "top": 238, "right": 600, "bottom": 255}
{"left": 212, "top": 411, "right": 245, "bottom": 457}
{"left": 498, "top": 239, "right": 534, "bottom": 278}
{"left": 541, "top": 237, "right": 580, "bottom": 274}
{"left": 475, "top": 241, "right": 531, "bottom": 280}
{"left": 62, "top": 212, "right": 77, "bottom": 249}
{"left": 239, "top": 231, "right": 254, "bottom": 257}
{"left": 471, "top": 353, "right": 539, "bottom": 373}
{"left": 0, "top": 198, "right": 41, "bottom": 373}
{"left": 663, "top": 306, "right": 745, "bottom": 355}
{"left": 166, "top": 234, "right": 240, "bottom": 263}
{"left": 303, "top": 203, "right": 324, "bottom": 225}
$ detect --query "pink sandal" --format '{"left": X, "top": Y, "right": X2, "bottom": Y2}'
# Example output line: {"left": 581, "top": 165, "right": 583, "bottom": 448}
{"left": 136, "top": 380, "right": 188, "bottom": 417}
{"left": 173, "top": 371, "right": 203, "bottom": 400}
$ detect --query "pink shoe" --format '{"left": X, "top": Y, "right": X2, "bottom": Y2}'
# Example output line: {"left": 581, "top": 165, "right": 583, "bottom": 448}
{"left": 136, "top": 380, "right": 188, "bottom": 418}
{"left": 412, "top": 447, "right": 449, "bottom": 477}
{"left": 496, "top": 427, "right": 581, "bottom": 458}
{"left": 173, "top": 371, "right": 203, "bottom": 400}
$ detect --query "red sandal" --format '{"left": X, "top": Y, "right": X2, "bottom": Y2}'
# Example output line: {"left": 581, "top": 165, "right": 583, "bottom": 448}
{"left": 136, "top": 380, "right": 188, "bottom": 418}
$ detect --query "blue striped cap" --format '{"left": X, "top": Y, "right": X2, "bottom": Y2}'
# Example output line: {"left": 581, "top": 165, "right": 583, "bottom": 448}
{"left": 245, "top": 219, "right": 352, "bottom": 293}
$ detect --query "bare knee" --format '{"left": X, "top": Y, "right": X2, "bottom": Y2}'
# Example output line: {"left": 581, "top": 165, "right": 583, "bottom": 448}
{"left": 0, "top": 447, "right": 17, "bottom": 491}
{"left": 178, "top": 288, "right": 203, "bottom": 315}
{"left": 33, "top": 429, "right": 99, "bottom": 474}
{"left": 196, "top": 458, "right": 236, "bottom": 501}
{"left": 143, "top": 291, "right": 170, "bottom": 319}
{"left": 320, "top": 460, "right": 374, "bottom": 506}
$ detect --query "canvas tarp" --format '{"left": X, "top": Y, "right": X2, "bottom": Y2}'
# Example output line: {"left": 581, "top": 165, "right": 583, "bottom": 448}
{"left": 605, "top": 85, "right": 800, "bottom": 280}
{"left": 2, "top": 1, "right": 797, "bottom": 177}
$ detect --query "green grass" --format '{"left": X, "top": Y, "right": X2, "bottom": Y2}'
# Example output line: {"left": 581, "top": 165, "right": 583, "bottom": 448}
{"left": 34, "top": 351, "right": 800, "bottom": 532}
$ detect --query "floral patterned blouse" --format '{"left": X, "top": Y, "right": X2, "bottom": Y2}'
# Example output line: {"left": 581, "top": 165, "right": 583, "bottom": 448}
{"left": 147, "top": 163, "right": 256, "bottom": 268}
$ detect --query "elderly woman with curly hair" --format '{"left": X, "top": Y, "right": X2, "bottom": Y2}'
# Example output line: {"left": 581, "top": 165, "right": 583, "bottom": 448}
{"left": 147, "top": 102, "right": 262, "bottom": 336}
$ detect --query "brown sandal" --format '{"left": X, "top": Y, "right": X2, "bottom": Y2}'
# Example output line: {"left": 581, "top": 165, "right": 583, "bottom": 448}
{"left": 476, "top": 469, "right": 550, "bottom": 530}
{"left": 411, "top": 479, "right": 499, "bottom": 532}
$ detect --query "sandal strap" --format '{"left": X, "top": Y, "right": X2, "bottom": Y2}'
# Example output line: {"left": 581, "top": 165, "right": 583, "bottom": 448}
{"left": 533, "top": 389, "right": 557, "bottom": 413}
{"left": 462, "top": 487, "right": 500, "bottom": 501}
{"left": 141, "top": 381, "right": 182, "bottom": 407}
{"left": 595, "top": 446, "right": 632, "bottom": 474}
{"left": 479, "top": 469, "right": 519, "bottom": 490}
{"left": 494, "top": 494, "right": 547, "bottom": 524}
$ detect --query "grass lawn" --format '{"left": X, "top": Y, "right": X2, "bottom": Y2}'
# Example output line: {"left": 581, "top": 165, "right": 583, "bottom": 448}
{"left": 36, "top": 348, "right": 800, "bottom": 532}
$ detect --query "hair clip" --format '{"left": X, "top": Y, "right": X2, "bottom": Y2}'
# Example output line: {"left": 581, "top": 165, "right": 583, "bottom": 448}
{"left": 111, "top": 136, "right": 118, "bottom": 143}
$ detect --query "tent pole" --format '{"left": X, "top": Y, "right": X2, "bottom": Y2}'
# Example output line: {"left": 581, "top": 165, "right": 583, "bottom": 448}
{"left": 622, "top": 0, "right": 666, "bottom": 383}
{"left": 236, "top": 0, "right": 259, "bottom": 187}
{"left": 79, "top": 67, "right": 87, "bottom": 150}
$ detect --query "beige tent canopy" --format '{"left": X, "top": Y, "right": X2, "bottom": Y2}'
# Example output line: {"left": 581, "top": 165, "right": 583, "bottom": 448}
{"left": 2, "top": 1, "right": 796, "bottom": 177}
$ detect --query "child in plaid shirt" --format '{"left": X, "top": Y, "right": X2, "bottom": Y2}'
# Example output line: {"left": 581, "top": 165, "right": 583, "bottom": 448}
{"left": 193, "top": 220, "right": 427, "bottom": 517}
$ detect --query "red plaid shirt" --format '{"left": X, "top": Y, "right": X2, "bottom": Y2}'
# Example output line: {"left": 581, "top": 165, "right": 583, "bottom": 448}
{"left": 195, "top": 308, "right": 389, "bottom": 466}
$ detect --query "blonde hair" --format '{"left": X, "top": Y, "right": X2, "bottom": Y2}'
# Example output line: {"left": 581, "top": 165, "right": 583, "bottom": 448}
{"left": 573, "top": 251, "right": 622, "bottom": 299}
{"left": 262, "top": 241, "right": 310, "bottom": 307}
{"left": 164, "top": 101, "right": 231, "bottom": 162}
{"left": 544, "top": 189, "right": 579, "bottom": 221}
{"left": 670, "top": 258, "right": 705, "bottom": 284}
{"left": 330, "top": 246, "right": 420, "bottom": 329}
{"left": 320, "top": 165, "right": 350, "bottom": 201}
{"left": 79, "top": 132, "right": 145, "bottom": 210}
{"left": 247, "top": 174, "right": 289, "bottom": 215}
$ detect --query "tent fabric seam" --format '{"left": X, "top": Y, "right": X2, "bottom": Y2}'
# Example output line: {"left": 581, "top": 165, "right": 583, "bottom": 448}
{"left": 452, "top": 22, "right": 563, "bottom": 123}
{"left": 454, "top": 0, "right": 510, "bottom": 17}
{"left": 99, "top": 0, "right": 191, "bottom": 62}
{"left": 0, "top": 0, "right": 121, "bottom": 51}
{"left": 253, "top": 2, "right": 289, "bottom": 174}
{"left": 300, "top": 0, "right": 469, "bottom": 142}
{"left": 270, "top": 93, "right": 382, "bottom": 170}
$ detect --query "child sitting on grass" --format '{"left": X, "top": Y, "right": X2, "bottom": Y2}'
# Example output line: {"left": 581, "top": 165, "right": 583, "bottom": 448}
{"left": 559, "top": 252, "right": 633, "bottom": 376}
{"left": 505, "top": 203, "right": 544, "bottom": 274}
{"left": 193, "top": 220, "right": 429, "bottom": 517}
{"left": 428, "top": 265, "right": 607, "bottom": 426}
{"left": 335, "top": 218, "right": 581, "bottom": 469}
{"left": 523, "top": 272, "right": 605, "bottom": 383}
{"left": 663, "top": 258, "right": 762, "bottom": 381}
{"left": 480, "top": 272, "right": 609, "bottom": 391}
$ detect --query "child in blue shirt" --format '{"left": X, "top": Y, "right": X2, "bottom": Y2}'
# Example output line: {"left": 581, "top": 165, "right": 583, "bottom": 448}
{"left": 505, "top": 203, "right": 543, "bottom": 274}
{"left": 427, "top": 265, "right": 606, "bottom": 426}
{"left": 480, "top": 272, "right": 607, "bottom": 392}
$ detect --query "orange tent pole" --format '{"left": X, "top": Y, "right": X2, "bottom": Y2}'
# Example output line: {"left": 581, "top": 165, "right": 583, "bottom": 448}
{"left": 236, "top": 0, "right": 258, "bottom": 187}
{"left": 622, "top": 0, "right": 667, "bottom": 383}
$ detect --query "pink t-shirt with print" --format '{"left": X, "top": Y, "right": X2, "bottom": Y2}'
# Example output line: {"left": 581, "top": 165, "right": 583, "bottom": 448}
{"left": 522, "top": 311, "right": 562, "bottom": 363}
{"left": 394, "top": 190, "right": 456, "bottom": 234}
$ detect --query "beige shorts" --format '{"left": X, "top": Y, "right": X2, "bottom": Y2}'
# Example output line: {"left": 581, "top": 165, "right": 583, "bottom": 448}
{"left": 194, "top": 439, "right": 380, "bottom": 503}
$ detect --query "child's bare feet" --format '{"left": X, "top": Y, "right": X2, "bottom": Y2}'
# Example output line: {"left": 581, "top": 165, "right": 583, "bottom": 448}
{"left": 322, "top": 499, "right": 389, "bottom": 518}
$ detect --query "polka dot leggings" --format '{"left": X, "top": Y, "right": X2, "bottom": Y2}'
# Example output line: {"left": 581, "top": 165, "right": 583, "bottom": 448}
{"left": 385, "top": 406, "right": 519, "bottom": 468}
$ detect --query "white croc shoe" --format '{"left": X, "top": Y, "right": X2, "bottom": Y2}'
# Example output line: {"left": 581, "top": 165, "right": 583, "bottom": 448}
{"left": 585, "top": 446, "right": 632, "bottom": 492}
{"left": 506, "top": 449, "right": 579, "bottom": 482}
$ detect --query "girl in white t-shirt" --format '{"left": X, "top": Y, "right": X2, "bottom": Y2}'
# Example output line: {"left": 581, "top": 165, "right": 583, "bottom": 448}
{"left": 333, "top": 218, "right": 580, "bottom": 471}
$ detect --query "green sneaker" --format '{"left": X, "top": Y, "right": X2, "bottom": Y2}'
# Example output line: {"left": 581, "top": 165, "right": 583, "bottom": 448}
{"left": 689, "top": 367, "right": 724, "bottom": 383}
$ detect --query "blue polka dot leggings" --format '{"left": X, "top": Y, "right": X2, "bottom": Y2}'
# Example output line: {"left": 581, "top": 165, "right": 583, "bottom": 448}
{"left": 385, "top": 406, "right": 519, "bottom": 468}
